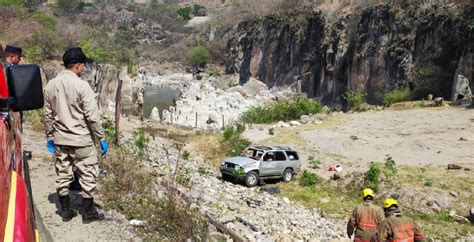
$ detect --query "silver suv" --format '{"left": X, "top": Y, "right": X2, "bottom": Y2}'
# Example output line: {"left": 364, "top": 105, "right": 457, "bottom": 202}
{"left": 220, "top": 146, "right": 301, "bottom": 187}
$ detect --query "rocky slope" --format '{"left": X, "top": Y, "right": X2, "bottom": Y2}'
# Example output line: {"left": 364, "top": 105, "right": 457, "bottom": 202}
{"left": 223, "top": 2, "right": 473, "bottom": 106}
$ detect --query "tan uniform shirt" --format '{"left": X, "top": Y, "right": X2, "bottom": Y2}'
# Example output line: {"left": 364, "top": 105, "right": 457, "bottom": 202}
{"left": 376, "top": 215, "right": 425, "bottom": 242}
{"left": 44, "top": 70, "right": 104, "bottom": 147}
{"left": 347, "top": 201, "right": 385, "bottom": 241}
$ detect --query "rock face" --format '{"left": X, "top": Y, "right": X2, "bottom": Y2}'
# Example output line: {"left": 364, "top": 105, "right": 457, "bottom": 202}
{"left": 224, "top": 3, "right": 473, "bottom": 105}
{"left": 452, "top": 74, "right": 472, "bottom": 106}
{"left": 41, "top": 63, "right": 141, "bottom": 115}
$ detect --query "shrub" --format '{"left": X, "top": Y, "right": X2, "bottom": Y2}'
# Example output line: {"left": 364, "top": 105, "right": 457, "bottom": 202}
{"left": 187, "top": 47, "right": 210, "bottom": 67}
{"left": 79, "top": 39, "right": 105, "bottom": 63}
{"left": 177, "top": 6, "right": 192, "bottom": 20}
{"left": 268, "top": 128, "right": 274, "bottom": 135}
{"left": 384, "top": 156, "right": 397, "bottom": 177}
{"left": 221, "top": 124, "right": 249, "bottom": 156}
{"left": 343, "top": 90, "right": 366, "bottom": 112}
{"left": 31, "top": 12, "right": 56, "bottom": 29}
{"left": 309, "top": 156, "right": 322, "bottom": 169}
{"left": 133, "top": 129, "right": 150, "bottom": 158}
{"left": 182, "top": 150, "right": 191, "bottom": 160}
{"left": 193, "top": 4, "right": 206, "bottom": 16}
{"left": 241, "top": 97, "right": 321, "bottom": 123}
{"left": 102, "top": 117, "right": 115, "bottom": 143}
{"left": 383, "top": 88, "right": 411, "bottom": 107}
{"left": 299, "top": 170, "right": 319, "bottom": 187}
{"left": 177, "top": 167, "right": 191, "bottom": 186}
{"left": 363, "top": 162, "right": 381, "bottom": 192}
{"left": 0, "top": 0, "right": 21, "bottom": 5}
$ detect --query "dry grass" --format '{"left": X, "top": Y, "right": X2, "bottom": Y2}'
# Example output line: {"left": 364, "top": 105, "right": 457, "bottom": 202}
{"left": 388, "top": 100, "right": 451, "bottom": 110}
{"left": 99, "top": 144, "right": 208, "bottom": 240}
{"left": 190, "top": 131, "right": 228, "bottom": 169}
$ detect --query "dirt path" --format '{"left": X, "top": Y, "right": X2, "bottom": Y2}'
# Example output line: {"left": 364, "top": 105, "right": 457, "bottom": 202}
{"left": 22, "top": 127, "right": 137, "bottom": 241}
{"left": 243, "top": 107, "right": 474, "bottom": 175}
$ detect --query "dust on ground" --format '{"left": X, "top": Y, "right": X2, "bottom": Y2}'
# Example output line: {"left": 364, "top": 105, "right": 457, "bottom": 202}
{"left": 242, "top": 107, "right": 474, "bottom": 176}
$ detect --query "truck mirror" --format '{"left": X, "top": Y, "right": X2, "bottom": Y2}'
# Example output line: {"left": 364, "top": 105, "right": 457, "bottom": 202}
{"left": 6, "top": 64, "right": 44, "bottom": 111}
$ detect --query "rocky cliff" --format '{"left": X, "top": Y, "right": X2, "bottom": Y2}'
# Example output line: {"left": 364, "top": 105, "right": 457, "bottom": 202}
{"left": 225, "top": 3, "right": 473, "bottom": 105}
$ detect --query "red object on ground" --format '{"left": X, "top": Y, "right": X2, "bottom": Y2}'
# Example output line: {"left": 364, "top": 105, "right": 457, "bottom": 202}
{"left": 328, "top": 165, "right": 334, "bottom": 171}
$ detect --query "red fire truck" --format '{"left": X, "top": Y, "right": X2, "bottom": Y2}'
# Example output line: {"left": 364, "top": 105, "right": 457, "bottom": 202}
{"left": 0, "top": 62, "right": 43, "bottom": 241}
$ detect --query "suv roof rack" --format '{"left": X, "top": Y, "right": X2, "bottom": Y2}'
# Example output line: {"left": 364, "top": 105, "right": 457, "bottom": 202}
{"left": 272, "top": 146, "right": 292, "bottom": 151}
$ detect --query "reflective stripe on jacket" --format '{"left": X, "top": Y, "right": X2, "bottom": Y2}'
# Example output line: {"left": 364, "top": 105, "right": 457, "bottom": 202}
{"left": 347, "top": 201, "right": 385, "bottom": 241}
{"left": 376, "top": 215, "right": 426, "bottom": 242}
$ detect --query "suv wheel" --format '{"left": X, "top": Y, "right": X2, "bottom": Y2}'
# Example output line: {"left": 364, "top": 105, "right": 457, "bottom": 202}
{"left": 282, "top": 169, "right": 293, "bottom": 182}
{"left": 245, "top": 171, "right": 259, "bottom": 187}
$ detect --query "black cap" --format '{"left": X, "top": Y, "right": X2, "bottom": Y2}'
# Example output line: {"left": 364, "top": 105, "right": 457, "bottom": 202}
{"left": 5, "top": 45, "right": 24, "bottom": 57}
{"left": 62, "top": 47, "right": 93, "bottom": 65}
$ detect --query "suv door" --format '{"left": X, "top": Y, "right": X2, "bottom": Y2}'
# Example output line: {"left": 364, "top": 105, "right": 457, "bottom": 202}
{"left": 259, "top": 151, "right": 276, "bottom": 176}
{"left": 272, "top": 151, "right": 289, "bottom": 175}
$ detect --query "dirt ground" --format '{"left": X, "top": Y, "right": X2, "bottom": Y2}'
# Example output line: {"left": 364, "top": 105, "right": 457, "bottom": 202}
{"left": 242, "top": 107, "right": 474, "bottom": 176}
{"left": 22, "top": 126, "right": 137, "bottom": 241}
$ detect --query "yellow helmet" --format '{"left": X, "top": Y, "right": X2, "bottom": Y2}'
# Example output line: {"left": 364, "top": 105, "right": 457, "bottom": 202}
{"left": 383, "top": 198, "right": 398, "bottom": 208}
{"left": 362, "top": 188, "right": 374, "bottom": 198}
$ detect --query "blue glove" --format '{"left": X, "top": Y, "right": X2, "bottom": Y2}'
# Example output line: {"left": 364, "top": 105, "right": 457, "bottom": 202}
{"left": 100, "top": 140, "right": 108, "bottom": 157}
{"left": 46, "top": 139, "right": 55, "bottom": 154}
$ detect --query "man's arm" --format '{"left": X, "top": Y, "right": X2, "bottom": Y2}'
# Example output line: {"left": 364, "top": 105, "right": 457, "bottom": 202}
{"left": 81, "top": 83, "right": 104, "bottom": 141}
{"left": 43, "top": 90, "right": 54, "bottom": 139}
{"left": 347, "top": 208, "right": 357, "bottom": 238}
{"left": 413, "top": 221, "right": 426, "bottom": 241}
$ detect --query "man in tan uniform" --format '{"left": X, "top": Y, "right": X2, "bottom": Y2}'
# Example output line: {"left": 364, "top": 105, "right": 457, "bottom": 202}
{"left": 347, "top": 188, "right": 385, "bottom": 241}
{"left": 44, "top": 47, "right": 108, "bottom": 223}
{"left": 375, "top": 199, "right": 425, "bottom": 242}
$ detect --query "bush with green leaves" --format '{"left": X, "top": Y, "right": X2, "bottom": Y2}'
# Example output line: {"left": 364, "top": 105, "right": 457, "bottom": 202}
{"left": 383, "top": 88, "right": 411, "bottom": 106}
{"left": 308, "top": 156, "right": 322, "bottom": 169}
{"left": 31, "top": 12, "right": 56, "bottom": 29}
{"left": 222, "top": 124, "right": 249, "bottom": 156}
{"left": 102, "top": 117, "right": 115, "bottom": 143}
{"left": 182, "top": 150, "right": 191, "bottom": 160}
{"left": 241, "top": 97, "right": 321, "bottom": 124}
{"left": 177, "top": 6, "right": 192, "bottom": 20}
{"left": 384, "top": 156, "right": 397, "bottom": 177}
{"left": 343, "top": 90, "right": 367, "bottom": 112}
{"left": 79, "top": 39, "right": 105, "bottom": 63}
{"left": 0, "top": 0, "right": 21, "bottom": 5}
{"left": 364, "top": 162, "right": 381, "bottom": 192}
{"left": 133, "top": 129, "right": 150, "bottom": 158}
{"left": 187, "top": 47, "right": 210, "bottom": 67}
{"left": 299, "top": 170, "right": 319, "bottom": 187}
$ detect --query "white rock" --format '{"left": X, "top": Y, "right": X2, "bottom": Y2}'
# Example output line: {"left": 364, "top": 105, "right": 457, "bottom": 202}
{"left": 290, "top": 120, "right": 301, "bottom": 126}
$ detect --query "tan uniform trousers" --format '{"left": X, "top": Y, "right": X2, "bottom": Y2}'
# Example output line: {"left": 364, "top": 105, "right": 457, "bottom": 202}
{"left": 55, "top": 145, "right": 99, "bottom": 198}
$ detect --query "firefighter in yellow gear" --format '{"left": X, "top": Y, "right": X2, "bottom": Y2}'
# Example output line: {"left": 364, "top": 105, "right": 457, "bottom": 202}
{"left": 347, "top": 188, "right": 385, "bottom": 241}
{"left": 375, "top": 198, "right": 426, "bottom": 242}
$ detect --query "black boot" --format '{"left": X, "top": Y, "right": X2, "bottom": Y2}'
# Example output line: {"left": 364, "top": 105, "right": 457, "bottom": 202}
{"left": 82, "top": 198, "right": 105, "bottom": 224}
{"left": 58, "top": 195, "right": 77, "bottom": 222}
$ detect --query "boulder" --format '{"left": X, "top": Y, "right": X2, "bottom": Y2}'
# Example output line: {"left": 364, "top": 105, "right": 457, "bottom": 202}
{"left": 149, "top": 107, "right": 160, "bottom": 121}
{"left": 289, "top": 120, "right": 301, "bottom": 126}
{"left": 451, "top": 74, "right": 472, "bottom": 106}
{"left": 242, "top": 78, "right": 268, "bottom": 97}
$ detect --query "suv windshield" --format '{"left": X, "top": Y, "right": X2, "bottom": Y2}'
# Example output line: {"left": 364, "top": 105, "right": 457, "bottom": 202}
{"left": 246, "top": 149, "right": 264, "bottom": 160}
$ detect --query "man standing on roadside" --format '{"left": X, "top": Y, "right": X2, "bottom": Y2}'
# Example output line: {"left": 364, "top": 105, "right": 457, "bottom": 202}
{"left": 347, "top": 188, "right": 385, "bottom": 241}
{"left": 3, "top": 44, "right": 23, "bottom": 67}
{"left": 43, "top": 47, "right": 108, "bottom": 223}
